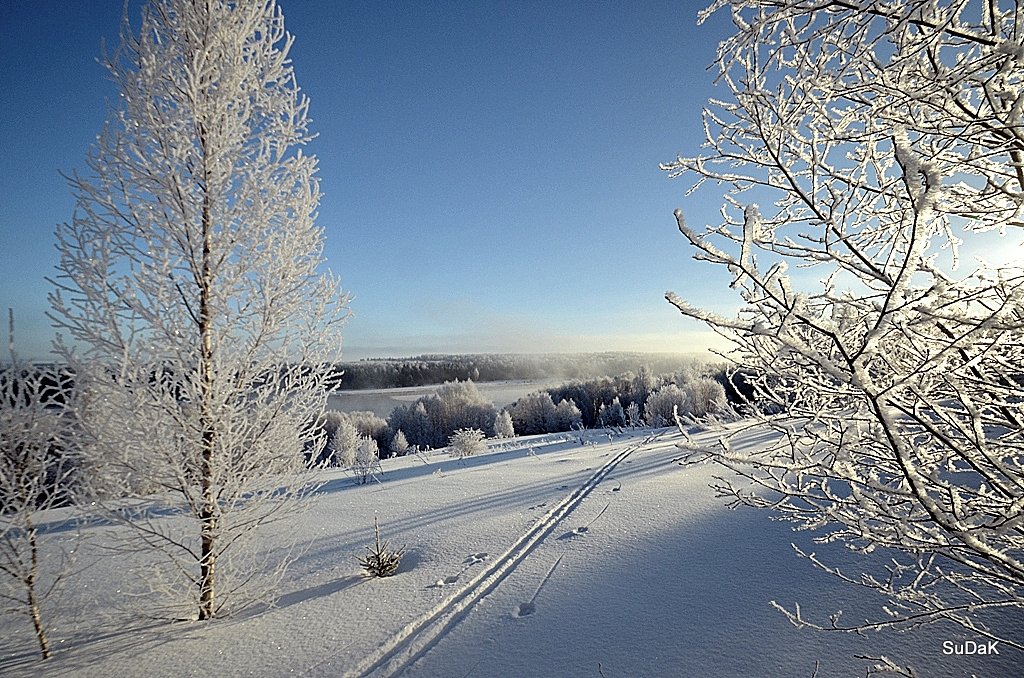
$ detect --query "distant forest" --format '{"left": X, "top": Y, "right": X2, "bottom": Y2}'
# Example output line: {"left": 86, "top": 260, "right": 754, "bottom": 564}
{"left": 315, "top": 357, "right": 757, "bottom": 462}
{"left": 332, "top": 352, "right": 716, "bottom": 390}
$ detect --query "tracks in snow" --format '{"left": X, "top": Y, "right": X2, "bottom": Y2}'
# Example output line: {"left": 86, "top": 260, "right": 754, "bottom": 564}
{"left": 346, "top": 431, "right": 666, "bottom": 678}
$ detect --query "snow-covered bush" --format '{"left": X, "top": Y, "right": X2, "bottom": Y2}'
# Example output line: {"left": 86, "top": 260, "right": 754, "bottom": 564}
{"left": 344, "top": 411, "right": 390, "bottom": 457}
{"left": 352, "top": 436, "right": 380, "bottom": 485}
{"left": 389, "top": 429, "right": 410, "bottom": 457}
{"left": 316, "top": 410, "right": 390, "bottom": 464}
{"left": 493, "top": 410, "right": 515, "bottom": 438}
{"left": 598, "top": 397, "right": 626, "bottom": 428}
{"left": 333, "top": 421, "right": 359, "bottom": 468}
{"left": 682, "top": 377, "right": 726, "bottom": 418}
{"left": 448, "top": 428, "right": 486, "bottom": 459}
{"left": 643, "top": 384, "right": 690, "bottom": 427}
{"left": 624, "top": 401, "right": 642, "bottom": 428}
{"left": 552, "top": 399, "right": 583, "bottom": 432}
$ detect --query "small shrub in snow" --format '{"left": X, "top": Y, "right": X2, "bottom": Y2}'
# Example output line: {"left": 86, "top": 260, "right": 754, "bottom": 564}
{"left": 448, "top": 428, "right": 486, "bottom": 458}
{"left": 345, "top": 410, "right": 390, "bottom": 456}
{"left": 352, "top": 436, "right": 381, "bottom": 485}
{"left": 358, "top": 517, "right": 404, "bottom": 578}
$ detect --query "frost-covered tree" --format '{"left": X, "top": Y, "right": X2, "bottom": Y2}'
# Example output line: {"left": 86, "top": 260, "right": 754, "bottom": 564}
{"left": 388, "top": 380, "right": 495, "bottom": 449}
{"left": 307, "top": 411, "right": 345, "bottom": 467}
{"left": 493, "top": 410, "right": 515, "bottom": 439}
{"left": 352, "top": 436, "right": 380, "bottom": 485}
{"left": 333, "top": 420, "right": 359, "bottom": 468}
{"left": 0, "top": 312, "right": 77, "bottom": 659}
{"left": 552, "top": 398, "right": 583, "bottom": 432}
{"left": 599, "top": 397, "right": 626, "bottom": 428}
{"left": 509, "top": 392, "right": 558, "bottom": 435}
{"left": 389, "top": 401, "right": 432, "bottom": 449}
{"left": 624, "top": 401, "right": 642, "bottom": 429}
{"left": 389, "top": 429, "right": 409, "bottom": 457}
{"left": 343, "top": 410, "right": 390, "bottom": 456}
{"left": 49, "top": 0, "right": 347, "bottom": 620}
{"left": 682, "top": 377, "right": 726, "bottom": 419}
{"left": 665, "top": 0, "right": 1024, "bottom": 650}
{"left": 448, "top": 428, "right": 486, "bottom": 459}
{"left": 644, "top": 384, "right": 690, "bottom": 427}
{"left": 432, "top": 380, "right": 497, "bottom": 440}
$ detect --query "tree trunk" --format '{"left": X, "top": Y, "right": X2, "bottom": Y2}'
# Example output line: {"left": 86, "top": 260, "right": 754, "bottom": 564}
{"left": 197, "top": 132, "right": 218, "bottom": 622}
{"left": 27, "top": 523, "right": 51, "bottom": 659}
{"left": 198, "top": 505, "right": 216, "bottom": 620}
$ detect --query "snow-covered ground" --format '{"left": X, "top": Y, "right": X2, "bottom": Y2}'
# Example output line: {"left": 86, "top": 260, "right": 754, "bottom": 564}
{"left": 326, "top": 379, "right": 562, "bottom": 418}
{"left": 2, "top": 426, "right": 1018, "bottom": 677}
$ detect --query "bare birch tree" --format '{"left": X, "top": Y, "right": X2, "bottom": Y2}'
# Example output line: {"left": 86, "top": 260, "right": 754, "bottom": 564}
{"left": 49, "top": 0, "right": 348, "bottom": 620}
{"left": 1, "top": 310, "right": 77, "bottom": 659}
{"left": 665, "top": 0, "right": 1024, "bottom": 650}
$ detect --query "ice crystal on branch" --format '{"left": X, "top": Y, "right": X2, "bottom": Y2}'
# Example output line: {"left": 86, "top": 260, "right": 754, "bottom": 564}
{"left": 666, "top": 0, "right": 1024, "bottom": 651}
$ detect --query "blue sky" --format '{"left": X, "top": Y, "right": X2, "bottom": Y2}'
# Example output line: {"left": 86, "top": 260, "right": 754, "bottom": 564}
{"left": 0, "top": 1, "right": 738, "bottom": 361}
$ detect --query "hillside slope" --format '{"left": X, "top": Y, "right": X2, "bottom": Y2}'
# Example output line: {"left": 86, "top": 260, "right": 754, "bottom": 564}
{"left": 1, "top": 427, "right": 1017, "bottom": 677}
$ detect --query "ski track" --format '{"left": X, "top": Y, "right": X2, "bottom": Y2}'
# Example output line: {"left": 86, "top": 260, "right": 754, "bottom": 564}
{"left": 345, "top": 431, "right": 666, "bottom": 678}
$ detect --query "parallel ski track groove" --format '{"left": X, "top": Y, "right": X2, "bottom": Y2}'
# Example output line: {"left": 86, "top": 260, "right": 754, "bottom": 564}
{"left": 347, "top": 431, "right": 665, "bottom": 678}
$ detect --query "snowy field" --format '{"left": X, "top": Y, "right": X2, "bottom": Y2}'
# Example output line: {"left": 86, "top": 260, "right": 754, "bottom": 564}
{"left": 326, "top": 380, "right": 562, "bottom": 418}
{"left": 1, "top": 425, "right": 1018, "bottom": 677}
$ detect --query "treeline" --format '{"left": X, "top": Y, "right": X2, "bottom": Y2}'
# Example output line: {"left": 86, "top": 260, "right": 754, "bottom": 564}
{"left": 332, "top": 352, "right": 713, "bottom": 390}
{"left": 315, "top": 364, "right": 753, "bottom": 464}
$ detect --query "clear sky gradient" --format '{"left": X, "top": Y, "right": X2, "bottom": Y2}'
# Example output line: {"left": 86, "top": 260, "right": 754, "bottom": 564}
{"left": 0, "top": 1, "right": 739, "bottom": 361}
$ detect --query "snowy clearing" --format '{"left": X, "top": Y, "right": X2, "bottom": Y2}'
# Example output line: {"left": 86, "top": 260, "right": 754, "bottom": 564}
{"left": 1, "top": 425, "right": 1018, "bottom": 677}
{"left": 326, "top": 379, "right": 563, "bottom": 418}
